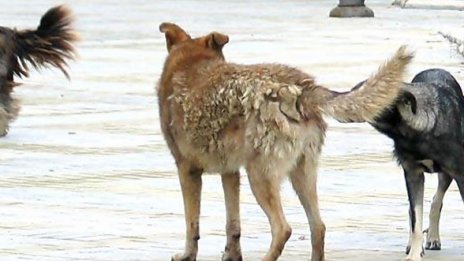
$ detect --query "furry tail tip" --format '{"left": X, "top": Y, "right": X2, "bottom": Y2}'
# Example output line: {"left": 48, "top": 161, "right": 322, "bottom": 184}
{"left": 366, "top": 45, "right": 415, "bottom": 92}
{"left": 389, "top": 45, "right": 415, "bottom": 71}
{"left": 14, "top": 5, "right": 78, "bottom": 79}
{"left": 361, "top": 45, "right": 415, "bottom": 120}
{"left": 322, "top": 45, "right": 414, "bottom": 123}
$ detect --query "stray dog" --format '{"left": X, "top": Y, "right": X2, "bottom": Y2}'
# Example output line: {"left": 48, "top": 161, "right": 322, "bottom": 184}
{"left": 157, "top": 22, "right": 413, "bottom": 261}
{"left": 0, "top": 5, "right": 77, "bottom": 136}
{"left": 352, "top": 68, "right": 464, "bottom": 261}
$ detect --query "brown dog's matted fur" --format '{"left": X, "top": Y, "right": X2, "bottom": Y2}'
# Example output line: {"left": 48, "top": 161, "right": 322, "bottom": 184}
{"left": 0, "top": 5, "right": 77, "bottom": 136}
{"left": 157, "top": 22, "right": 413, "bottom": 261}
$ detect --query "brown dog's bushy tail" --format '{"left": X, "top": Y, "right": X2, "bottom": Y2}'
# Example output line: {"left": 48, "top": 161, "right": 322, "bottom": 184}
{"left": 13, "top": 5, "right": 78, "bottom": 79}
{"left": 325, "top": 46, "right": 413, "bottom": 122}
{"left": 308, "top": 46, "right": 414, "bottom": 123}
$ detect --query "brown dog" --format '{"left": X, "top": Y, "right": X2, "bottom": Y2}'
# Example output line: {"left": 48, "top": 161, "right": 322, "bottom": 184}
{"left": 0, "top": 5, "right": 77, "bottom": 136}
{"left": 157, "top": 22, "right": 413, "bottom": 261}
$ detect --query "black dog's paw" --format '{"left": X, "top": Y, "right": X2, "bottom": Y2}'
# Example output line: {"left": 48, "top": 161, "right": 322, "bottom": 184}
{"left": 425, "top": 240, "right": 441, "bottom": 250}
{"left": 405, "top": 245, "right": 425, "bottom": 256}
{"left": 405, "top": 245, "right": 411, "bottom": 255}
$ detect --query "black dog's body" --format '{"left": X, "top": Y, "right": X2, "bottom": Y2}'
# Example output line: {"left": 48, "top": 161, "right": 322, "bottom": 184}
{"left": 375, "top": 70, "right": 464, "bottom": 176}
{"left": 354, "top": 68, "right": 464, "bottom": 260}
{"left": 0, "top": 5, "right": 77, "bottom": 136}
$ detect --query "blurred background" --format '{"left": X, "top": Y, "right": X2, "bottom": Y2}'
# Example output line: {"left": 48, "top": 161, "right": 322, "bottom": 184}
{"left": 0, "top": 1, "right": 463, "bottom": 260}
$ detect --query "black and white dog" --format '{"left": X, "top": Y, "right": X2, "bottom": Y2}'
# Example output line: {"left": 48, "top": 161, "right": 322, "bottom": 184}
{"left": 0, "top": 5, "right": 77, "bottom": 136}
{"left": 353, "top": 68, "right": 464, "bottom": 260}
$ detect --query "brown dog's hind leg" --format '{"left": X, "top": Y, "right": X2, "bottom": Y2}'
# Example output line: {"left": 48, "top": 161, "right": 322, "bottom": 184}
{"left": 172, "top": 162, "right": 203, "bottom": 261}
{"left": 425, "top": 172, "right": 452, "bottom": 251}
{"left": 246, "top": 164, "right": 291, "bottom": 261}
{"left": 290, "top": 154, "right": 325, "bottom": 261}
{"left": 221, "top": 171, "right": 242, "bottom": 261}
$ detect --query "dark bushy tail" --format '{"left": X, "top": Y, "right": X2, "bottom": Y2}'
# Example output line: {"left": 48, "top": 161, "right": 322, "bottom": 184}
{"left": 13, "top": 5, "right": 78, "bottom": 79}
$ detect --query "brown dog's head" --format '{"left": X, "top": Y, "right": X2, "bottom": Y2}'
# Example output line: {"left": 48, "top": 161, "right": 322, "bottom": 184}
{"left": 159, "top": 22, "right": 229, "bottom": 61}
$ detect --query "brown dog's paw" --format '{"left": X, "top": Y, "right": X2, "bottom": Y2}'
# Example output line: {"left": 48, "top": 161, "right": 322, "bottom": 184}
{"left": 171, "top": 253, "right": 196, "bottom": 261}
{"left": 222, "top": 252, "right": 242, "bottom": 261}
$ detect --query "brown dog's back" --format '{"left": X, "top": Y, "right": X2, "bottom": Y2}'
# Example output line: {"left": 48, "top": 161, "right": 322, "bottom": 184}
{"left": 160, "top": 45, "right": 413, "bottom": 173}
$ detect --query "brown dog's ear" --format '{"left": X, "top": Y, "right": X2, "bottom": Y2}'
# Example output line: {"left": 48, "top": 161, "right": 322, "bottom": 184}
{"left": 159, "top": 22, "right": 191, "bottom": 51}
{"left": 206, "top": 32, "right": 229, "bottom": 51}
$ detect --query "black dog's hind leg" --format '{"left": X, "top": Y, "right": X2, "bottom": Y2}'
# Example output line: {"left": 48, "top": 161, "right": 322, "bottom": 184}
{"left": 425, "top": 172, "right": 452, "bottom": 250}
{"left": 403, "top": 163, "right": 425, "bottom": 260}
{"left": 455, "top": 177, "right": 464, "bottom": 203}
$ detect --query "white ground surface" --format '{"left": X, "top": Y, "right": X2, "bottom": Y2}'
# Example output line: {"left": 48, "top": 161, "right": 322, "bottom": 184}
{"left": 1, "top": 0, "right": 464, "bottom": 260}
{"left": 396, "top": 0, "right": 464, "bottom": 10}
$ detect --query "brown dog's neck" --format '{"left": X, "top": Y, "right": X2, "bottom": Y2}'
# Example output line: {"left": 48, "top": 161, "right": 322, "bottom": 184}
{"left": 162, "top": 48, "right": 225, "bottom": 78}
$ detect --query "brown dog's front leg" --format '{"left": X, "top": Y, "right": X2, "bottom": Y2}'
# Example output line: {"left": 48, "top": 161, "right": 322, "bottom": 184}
{"left": 221, "top": 171, "right": 242, "bottom": 261}
{"left": 172, "top": 162, "right": 203, "bottom": 261}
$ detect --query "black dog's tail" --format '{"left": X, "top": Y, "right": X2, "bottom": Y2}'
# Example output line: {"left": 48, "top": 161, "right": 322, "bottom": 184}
{"left": 13, "top": 5, "right": 78, "bottom": 79}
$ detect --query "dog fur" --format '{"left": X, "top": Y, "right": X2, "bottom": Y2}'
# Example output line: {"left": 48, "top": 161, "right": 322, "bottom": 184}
{"left": 157, "top": 22, "right": 413, "bottom": 261}
{"left": 352, "top": 68, "right": 464, "bottom": 261}
{"left": 0, "top": 5, "right": 77, "bottom": 136}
